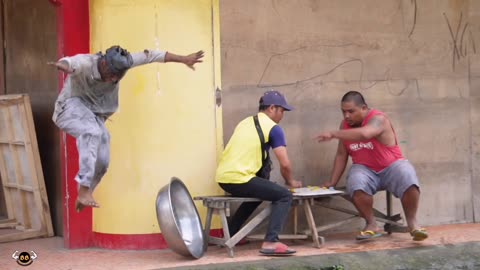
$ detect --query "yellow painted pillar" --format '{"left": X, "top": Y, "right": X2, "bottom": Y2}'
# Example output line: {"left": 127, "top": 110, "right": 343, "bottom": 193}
{"left": 89, "top": 0, "right": 223, "bottom": 244}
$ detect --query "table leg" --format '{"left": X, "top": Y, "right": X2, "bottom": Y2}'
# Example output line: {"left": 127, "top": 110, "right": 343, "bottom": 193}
{"left": 219, "top": 209, "right": 234, "bottom": 257}
{"left": 293, "top": 205, "right": 298, "bottom": 235}
{"left": 303, "top": 200, "right": 321, "bottom": 248}
{"left": 204, "top": 207, "right": 213, "bottom": 244}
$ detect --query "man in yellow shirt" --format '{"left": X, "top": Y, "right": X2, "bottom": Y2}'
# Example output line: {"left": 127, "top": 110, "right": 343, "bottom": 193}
{"left": 216, "top": 90, "right": 302, "bottom": 255}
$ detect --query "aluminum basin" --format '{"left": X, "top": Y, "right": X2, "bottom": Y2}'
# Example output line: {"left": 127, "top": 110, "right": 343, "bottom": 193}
{"left": 155, "top": 177, "right": 206, "bottom": 258}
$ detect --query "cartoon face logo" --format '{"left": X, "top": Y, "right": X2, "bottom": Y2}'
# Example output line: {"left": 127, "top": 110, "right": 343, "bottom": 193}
{"left": 12, "top": 251, "right": 37, "bottom": 266}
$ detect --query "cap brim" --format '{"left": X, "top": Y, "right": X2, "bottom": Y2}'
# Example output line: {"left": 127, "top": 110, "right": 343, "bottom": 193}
{"left": 281, "top": 104, "right": 294, "bottom": 111}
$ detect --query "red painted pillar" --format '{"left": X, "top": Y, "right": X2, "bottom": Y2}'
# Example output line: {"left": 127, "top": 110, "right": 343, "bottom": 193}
{"left": 50, "top": 0, "right": 92, "bottom": 249}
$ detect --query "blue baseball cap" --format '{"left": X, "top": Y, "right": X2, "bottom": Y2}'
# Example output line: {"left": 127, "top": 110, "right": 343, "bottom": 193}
{"left": 259, "top": 90, "right": 294, "bottom": 111}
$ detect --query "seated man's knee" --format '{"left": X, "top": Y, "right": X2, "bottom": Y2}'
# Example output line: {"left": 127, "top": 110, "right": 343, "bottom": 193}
{"left": 408, "top": 184, "right": 419, "bottom": 192}
{"left": 352, "top": 189, "right": 372, "bottom": 198}
{"left": 400, "top": 184, "right": 420, "bottom": 198}
{"left": 278, "top": 189, "right": 293, "bottom": 203}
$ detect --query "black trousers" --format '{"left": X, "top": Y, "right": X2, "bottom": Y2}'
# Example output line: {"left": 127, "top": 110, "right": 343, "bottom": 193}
{"left": 219, "top": 177, "right": 292, "bottom": 242}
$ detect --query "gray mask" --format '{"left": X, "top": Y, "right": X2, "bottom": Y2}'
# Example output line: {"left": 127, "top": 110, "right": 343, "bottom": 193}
{"left": 104, "top": 45, "right": 133, "bottom": 76}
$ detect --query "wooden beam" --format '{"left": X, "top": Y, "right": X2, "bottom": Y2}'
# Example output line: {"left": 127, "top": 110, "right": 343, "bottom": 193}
{"left": 0, "top": 218, "right": 17, "bottom": 228}
{"left": 0, "top": 229, "right": 44, "bottom": 243}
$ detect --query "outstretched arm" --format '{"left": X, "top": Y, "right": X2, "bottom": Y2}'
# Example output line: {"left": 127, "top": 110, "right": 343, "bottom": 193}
{"left": 165, "top": 50, "right": 204, "bottom": 70}
{"left": 315, "top": 115, "right": 385, "bottom": 142}
{"left": 47, "top": 59, "right": 75, "bottom": 73}
{"left": 131, "top": 50, "right": 204, "bottom": 70}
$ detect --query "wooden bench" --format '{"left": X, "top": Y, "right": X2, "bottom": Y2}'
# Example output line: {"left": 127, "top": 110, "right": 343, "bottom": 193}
{"left": 195, "top": 190, "right": 407, "bottom": 257}
{"left": 194, "top": 193, "right": 343, "bottom": 257}
{"left": 194, "top": 196, "right": 271, "bottom": 257}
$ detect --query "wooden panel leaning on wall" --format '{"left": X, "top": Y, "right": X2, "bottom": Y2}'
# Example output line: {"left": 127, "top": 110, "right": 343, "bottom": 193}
{"left": 0, "top": 94, "right": 53, "bottom": 242}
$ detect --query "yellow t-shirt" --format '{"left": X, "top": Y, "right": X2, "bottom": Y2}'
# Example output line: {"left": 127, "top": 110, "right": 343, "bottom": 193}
{"left": 215, "top": 112, "right": 277, "bottom": 184}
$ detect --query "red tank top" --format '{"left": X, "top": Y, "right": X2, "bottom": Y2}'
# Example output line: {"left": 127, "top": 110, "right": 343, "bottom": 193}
{"left": 342, "top": 109, "right": 404, "bottom": 172}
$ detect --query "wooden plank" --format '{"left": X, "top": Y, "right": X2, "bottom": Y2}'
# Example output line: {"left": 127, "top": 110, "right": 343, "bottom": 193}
{"left": 0, "top": 94, "right": 25, "bottom": 101}
{"left": 17, "top": 97, "right": 38, "bottom": 231}
{"left": 19, "top": 95, "right": 53, "bottom": 236}
{"left": 0, "top": 104, "right": 16, "bottom": 218}
{"left": 0, "top": 218, "right": 16, "bottom": 224}
{"left": 4, "top": 104, "right": 30, "bottom": 229}
{"left": 219, "top": 209, "right": 234, "bottom": 257}
{"left": 204, "top": 207, "right": 213, "bottom": 241}
{"left": 0, "top": 140, "right": 25, "bottom": 145}
{"left": 225, "top": 205, "right": 271, "bottom": 249}
{"left": 203, "top": 200, "right": 227, "bottom": 209}
{"left": 0, "top": 98, "right": 23, "bottom": 106}
{"left": 0, "top": 223, "right": 17, "bottom": 229}
{"left": 0, "top": 146, "right": 15, "bottom": 220}
{"left": 0, "top": 94, "right": 54, "bottom": 241}
{"left": 293, "top": 205, "right": 298, "bottom": 235}
{"left": 0, "top": 229, "right": 44, "bottom": 242}
{"left": 0, "top": 220, "right": 17, "bottom": 229}
{"left": 7, "top": 104, "right": 32, "bottom": 230}
{"left": 3, "top": 182, "right": 34, "bottom": 192}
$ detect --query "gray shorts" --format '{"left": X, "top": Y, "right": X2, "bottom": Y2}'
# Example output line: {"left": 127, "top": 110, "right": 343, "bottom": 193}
{"left": 346, "top": 160, "right": 420, "bottom": 199}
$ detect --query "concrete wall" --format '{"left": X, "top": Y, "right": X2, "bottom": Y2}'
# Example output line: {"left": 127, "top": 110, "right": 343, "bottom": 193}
{"left": 219, "top": 0, "right": 479, "bottom": 230}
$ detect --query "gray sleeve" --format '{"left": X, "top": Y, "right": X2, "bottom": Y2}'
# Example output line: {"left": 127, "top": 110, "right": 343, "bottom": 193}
{"left": 59, "top": 55, "right": 87, "bottom": 75}
{"left": 130, "top": 49, "right": 167, "bottom": 68}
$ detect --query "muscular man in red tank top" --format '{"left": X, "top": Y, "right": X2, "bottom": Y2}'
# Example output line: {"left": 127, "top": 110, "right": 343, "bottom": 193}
{"left": 314, "top": 91, "right": 428, "bottom": 241}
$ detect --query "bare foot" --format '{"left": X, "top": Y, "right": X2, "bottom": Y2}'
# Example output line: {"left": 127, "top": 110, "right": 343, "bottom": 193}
{"left": 76, "top": 185, "right": 99, "bottom": 212}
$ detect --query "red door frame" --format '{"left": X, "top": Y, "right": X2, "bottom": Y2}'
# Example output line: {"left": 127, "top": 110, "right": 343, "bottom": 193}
{"left": 50, "top": 0, "right": 93, "bottom": 249}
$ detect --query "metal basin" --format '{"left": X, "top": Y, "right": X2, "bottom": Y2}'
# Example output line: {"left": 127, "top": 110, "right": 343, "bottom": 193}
{"left": 155, "top": 177, "right": 206, "bottom": 258}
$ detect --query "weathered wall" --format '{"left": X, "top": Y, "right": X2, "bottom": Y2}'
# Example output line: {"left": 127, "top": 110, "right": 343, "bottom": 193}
{"left": 220, "top": 0, "right": 479, "bottom": 229}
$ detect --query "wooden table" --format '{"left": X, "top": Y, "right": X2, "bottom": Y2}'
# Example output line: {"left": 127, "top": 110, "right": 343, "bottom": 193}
{"left": 194, "top": 189, "right": 407, "bottom": 257}
{"left": 194, "top": 189, "right": 345, "bottom": 257}
{"left": 289, "top": 187, "right": 346, "bottom": 248}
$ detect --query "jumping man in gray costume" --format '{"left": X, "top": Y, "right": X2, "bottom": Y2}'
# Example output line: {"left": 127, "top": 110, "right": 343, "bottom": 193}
{"left": 49, "top": 46, "right": 204, "bottom": 212}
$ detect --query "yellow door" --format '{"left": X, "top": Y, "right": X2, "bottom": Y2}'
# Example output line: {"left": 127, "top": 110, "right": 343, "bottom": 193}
{"left": 90, "top": 0, "right": 223, "bottom": 234}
